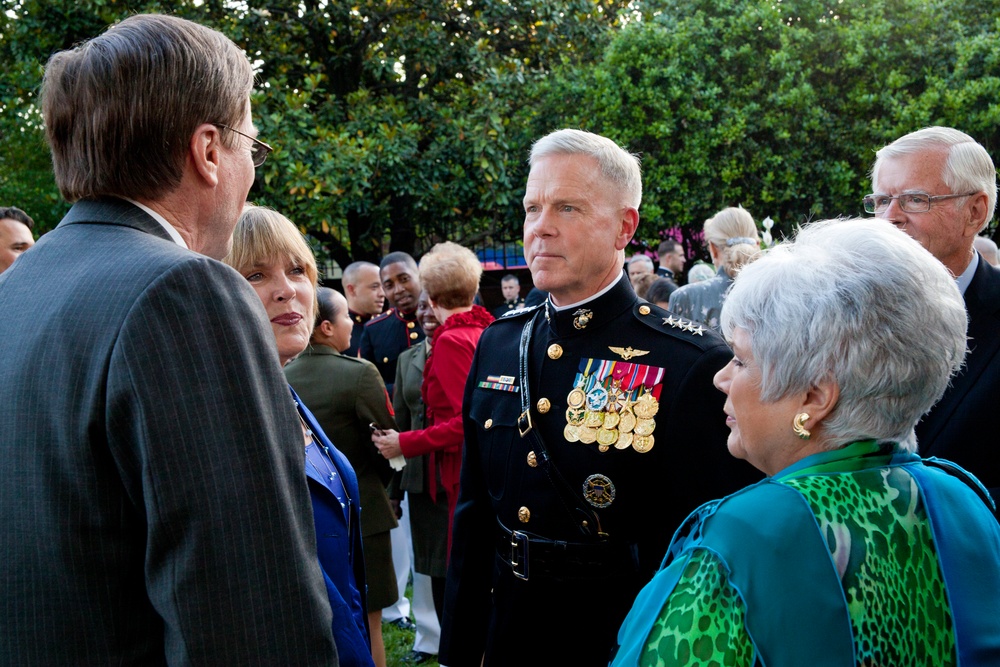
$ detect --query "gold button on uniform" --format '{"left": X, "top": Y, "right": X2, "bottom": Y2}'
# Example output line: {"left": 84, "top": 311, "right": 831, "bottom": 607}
{"left": 409, "top": 332, "right": 419, "bottom": 340}
{"left": 547, "top": 344, "right": 563, "bottom": 360}
{"left": 407, "top": 321, "right": 416, "bottom": 329}
{"left": 382, "top": 357, "right": 389, "bottom": 364}
{"left": 484, "top": 418, "right": 493, "bottom": 429}
{"left": 639, "top": 305, "right": 651, "bottom": 315}
{"left": 527, "top": 451, "right": 537, "bottom": 467}
{"left": 518, "top": 507, "right": 531, "bottom": 523}
{"left": 536, "top": 398, "right": 551, "bottom": 414}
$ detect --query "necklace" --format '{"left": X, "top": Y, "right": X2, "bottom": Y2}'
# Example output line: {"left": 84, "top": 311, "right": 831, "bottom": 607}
{"left": 297, "top": 405, "right": 353, "bottom": 526}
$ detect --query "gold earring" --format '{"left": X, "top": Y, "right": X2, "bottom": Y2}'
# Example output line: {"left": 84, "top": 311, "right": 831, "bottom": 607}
{"left": 792, "top": 413, "right": 811, "bottom": 440}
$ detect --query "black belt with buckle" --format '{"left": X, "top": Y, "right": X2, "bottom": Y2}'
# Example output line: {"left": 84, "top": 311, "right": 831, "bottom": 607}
{"left": 496, "top": 520, "right": 638, "bottom": 582}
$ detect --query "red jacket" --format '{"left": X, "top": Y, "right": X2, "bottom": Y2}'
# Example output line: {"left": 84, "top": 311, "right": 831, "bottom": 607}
{"left": 398, "top": 305, "right": 493, "bottom": 549}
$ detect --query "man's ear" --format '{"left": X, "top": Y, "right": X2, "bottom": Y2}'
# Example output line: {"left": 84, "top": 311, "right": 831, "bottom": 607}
{"left": 615, "top": 207, "right": 640, "bottom": 251}
{"left": 965, "top": 192, "right": 991, "bottom": 237}
{"left": 190, "top": 124, "right": 222, "bottom": 187}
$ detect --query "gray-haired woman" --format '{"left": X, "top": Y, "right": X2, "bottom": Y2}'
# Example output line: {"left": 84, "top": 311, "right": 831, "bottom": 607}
{"left": 613, "top": 217, "right": 1000, "bottom": 666}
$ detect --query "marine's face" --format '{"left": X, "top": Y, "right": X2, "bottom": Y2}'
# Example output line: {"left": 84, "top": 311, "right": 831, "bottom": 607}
{"left": 351, "top": 264, "right": 385, "bottom": 315}
{"left": 328, "top": 291, "right": 355, "bottom": 353}
{"left": 416, "top": 291, "right": 440, "bottom": 336}
{"left": 381, "top": 261, "right": 421, "bottom": 313}
{"left": 662, "top": 246, "right": 686, "bottom": 273}
{"left": 523, "top": 154, "right": 636, "bottom": 306}
{"left": 501, "top": 279, "right": 520, "bottom": 301}
{"left": 0, "top": 218, "right": 34, "bottom": 273}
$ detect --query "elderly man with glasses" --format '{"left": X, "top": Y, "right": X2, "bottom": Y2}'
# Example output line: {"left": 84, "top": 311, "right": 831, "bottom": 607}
{"left": 0, "top": 14, "right": 338, "bottom": 664}
{"left": 866, "top": 125, "right": 1000, "bottom": 509}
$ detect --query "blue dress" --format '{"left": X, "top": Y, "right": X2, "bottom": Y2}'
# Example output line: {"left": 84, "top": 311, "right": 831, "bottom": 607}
{"left": 292, "top": 387, "right": 375, "bottom": 667}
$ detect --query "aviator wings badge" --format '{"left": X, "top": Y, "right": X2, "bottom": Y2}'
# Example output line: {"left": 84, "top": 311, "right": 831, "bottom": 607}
{"left": 608, "top": 346, "right": 650, "bottom": 361}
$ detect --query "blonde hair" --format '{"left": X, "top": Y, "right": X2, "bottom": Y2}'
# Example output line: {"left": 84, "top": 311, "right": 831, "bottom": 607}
{"left": 224, "top": 204, "right": 318, "bottom": 322}
{"left": 704, "top": 206, "right": 761, "bottom": 277}
{"left": 419, "top": 241, "right": 482, "bottom": 309}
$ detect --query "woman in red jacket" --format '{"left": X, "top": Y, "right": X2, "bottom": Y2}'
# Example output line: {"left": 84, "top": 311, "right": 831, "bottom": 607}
{"left": 372, "top": 242, "right": 493, "bottom": 563}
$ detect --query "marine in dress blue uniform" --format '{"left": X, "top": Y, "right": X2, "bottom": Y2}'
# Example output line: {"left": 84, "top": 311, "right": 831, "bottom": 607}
{"left": 347, "top": 309, "right": 376, "bottom": 357}
{"left": 443, "top": 275, "right": 761, "bottom": 667}
{"left": 359, "top": 307, "right": 425, "bottom": 396}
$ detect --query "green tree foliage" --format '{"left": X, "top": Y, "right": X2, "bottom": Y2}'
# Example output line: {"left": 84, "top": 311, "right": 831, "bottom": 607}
{"left": 3, "top": 0, "right": 998, "bottom": 258}
{"left": 537, "top": 0, "right": 1000, "bottom": 255}
{"left": 0, "top": 0, "right": 636, "bottom": 267}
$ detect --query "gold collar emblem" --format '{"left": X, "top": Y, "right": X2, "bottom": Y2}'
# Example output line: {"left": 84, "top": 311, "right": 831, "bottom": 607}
{"left": 573, "top": 308, "right": 593, "bottom": 330}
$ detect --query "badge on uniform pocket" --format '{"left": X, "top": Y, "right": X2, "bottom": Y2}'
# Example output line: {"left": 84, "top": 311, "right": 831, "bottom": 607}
{"left": 478, "top": 374, "right": 519, "bottom": 393}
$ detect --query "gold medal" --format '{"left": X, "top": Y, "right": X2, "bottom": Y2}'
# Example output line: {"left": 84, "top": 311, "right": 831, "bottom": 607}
{"left": 567, "top": 387, "right": 586, "bottom": 408}
{"left": 633, "top": 392, "right": 660, "bottom": 419}
{"left": 583, "top": 410, "right": 605, "bottom": 429}
{"left": 615, "top": 432, "right": 633, "bottom": 449}
{"left": 597, "top": 427, "right": 619, "bottom": 447}
{"left": 578, "top": 426, "right": 598, "bottom": 444}
{"left": 563, "top": 423, "right": 581, "bottom": 443}
{"left": 565, "top": 406, "right": 586, "bottom": 426}
{"left": 602, "top": 411, "right": 620, "bottom": 429}
{"left": 634, "top": 418, "right": 656, "bottom": 437}
{"left": 632, "top": 433, "right": 655, "bottom": 453}
{"left": 619, "top": 408, "right": 637, "bottom": 433}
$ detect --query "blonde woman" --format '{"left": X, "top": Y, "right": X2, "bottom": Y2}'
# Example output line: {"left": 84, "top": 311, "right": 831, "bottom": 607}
{"left": 668, "top": 206, "right": 760, "bottom": 331}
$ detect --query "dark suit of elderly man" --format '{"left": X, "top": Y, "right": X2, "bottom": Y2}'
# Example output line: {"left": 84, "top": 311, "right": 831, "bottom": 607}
{"left": 869, "top": 126, "right": 1000, "bottom": 506}
{"left": 0, "top": 14, "right": 337, "bottom": 665}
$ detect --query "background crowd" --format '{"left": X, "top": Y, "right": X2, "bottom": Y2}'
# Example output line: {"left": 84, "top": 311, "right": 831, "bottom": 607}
{"left": 2, "top": 10, "right": 999, "bottom": 667}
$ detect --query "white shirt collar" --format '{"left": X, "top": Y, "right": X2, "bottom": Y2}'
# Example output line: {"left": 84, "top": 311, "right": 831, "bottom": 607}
{"left": 956, "top": 251, "right": 978, "bottom": 296}
{"left": 550, "top": 271, "right": 625, "bottom": 311}
{"left": 124, "top": 198, "right": 189, "bottom": 249}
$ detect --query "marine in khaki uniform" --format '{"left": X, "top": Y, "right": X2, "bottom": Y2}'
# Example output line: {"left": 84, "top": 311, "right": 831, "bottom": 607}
{"left": 440, "top": 129, "right": 761, "bottom": 667}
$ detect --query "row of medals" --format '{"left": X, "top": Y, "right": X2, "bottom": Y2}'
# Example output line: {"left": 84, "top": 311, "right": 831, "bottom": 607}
{"left": 563, "top": 384, "right": 658, "bottom": 453}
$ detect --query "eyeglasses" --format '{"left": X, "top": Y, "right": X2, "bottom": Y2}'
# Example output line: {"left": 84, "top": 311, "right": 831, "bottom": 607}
{"left": 863, "top": 191, "right": 976, "bottom": 214}
{"left": 215, "top": 124, "right": 273, "bottom": 167}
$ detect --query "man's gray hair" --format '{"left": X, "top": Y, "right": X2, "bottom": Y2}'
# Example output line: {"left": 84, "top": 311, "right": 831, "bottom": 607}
{"left": 871, "top": 126, "right": 997, "bottom": 231}
{"left": 628, "top": 254, "right": 654, "bottom": 269}
{"left": 720, "top": 217, "right": 967, "bottom": 453}
{"left": 529, "top": 129, "right": 642, "bottom": 209}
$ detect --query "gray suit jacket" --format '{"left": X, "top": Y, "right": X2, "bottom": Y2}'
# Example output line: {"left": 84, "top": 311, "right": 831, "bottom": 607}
{"left": 0, "top": 198, "right": 337, "bottom": 665}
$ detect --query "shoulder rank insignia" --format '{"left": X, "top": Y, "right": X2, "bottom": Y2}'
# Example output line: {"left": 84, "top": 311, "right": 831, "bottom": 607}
{"left": 662, "top": 315, "right": 705, "bottom": 336}
{"left": 608, "top": 346, "right": 650, "bottom": 361}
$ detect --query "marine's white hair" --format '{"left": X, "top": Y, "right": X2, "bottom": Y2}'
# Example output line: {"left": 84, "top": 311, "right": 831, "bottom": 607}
{"left": 530, "top": 129, "right": 642, "bottom": 210}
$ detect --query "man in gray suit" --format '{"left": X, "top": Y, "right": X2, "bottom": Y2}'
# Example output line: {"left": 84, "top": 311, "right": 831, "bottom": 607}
{"left": 0, "top": 14, "right": 338, "bottom": 665}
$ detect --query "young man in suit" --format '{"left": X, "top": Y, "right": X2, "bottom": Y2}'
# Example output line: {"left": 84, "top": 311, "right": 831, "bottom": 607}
{"left": 868, "top": 126, "right": 1000, "bottom": 503}
{"left": 0, "top": 14, "right": 337, "bottom": 664}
